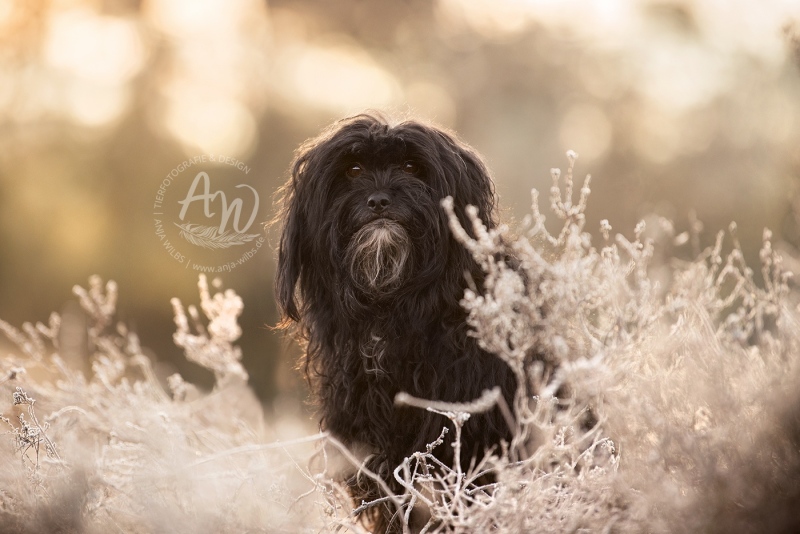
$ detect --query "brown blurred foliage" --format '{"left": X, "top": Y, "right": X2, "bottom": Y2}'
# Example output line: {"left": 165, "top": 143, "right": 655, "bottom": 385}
{"left": 0, "top": 0, "right": 799, "bottom": 404}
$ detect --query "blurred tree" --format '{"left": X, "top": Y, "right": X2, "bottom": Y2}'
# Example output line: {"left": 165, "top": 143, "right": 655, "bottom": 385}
{"left": 0, "top": 0, "right": 798, "bottom": 405}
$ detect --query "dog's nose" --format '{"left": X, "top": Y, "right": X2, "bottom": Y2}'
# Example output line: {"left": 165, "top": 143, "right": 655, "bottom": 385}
{"left": 367, "top": 192, "right": 391, "bottom": 213}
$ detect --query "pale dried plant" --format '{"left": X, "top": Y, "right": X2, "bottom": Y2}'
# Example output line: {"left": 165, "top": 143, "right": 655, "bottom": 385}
{"left": 171, "top": 274, "right": 249, "bottom": 382}
{"left": 317, "top": 151, "right": 800, "bottom": 533}
{"left": 1, "top": 154, "right": 799, "bottom": 533}
{"left": 0, "top": 275, "right": 321, "bottom": 533}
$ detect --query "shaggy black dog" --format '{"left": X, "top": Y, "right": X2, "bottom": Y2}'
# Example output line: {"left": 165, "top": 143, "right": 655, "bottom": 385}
{"left": 275, "top": 113, "right": 516, "bottom": 532}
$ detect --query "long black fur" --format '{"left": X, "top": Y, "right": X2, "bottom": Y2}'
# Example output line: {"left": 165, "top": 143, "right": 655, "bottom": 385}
{"left": 275, "top": 113, "right": 516, "bottom": 532}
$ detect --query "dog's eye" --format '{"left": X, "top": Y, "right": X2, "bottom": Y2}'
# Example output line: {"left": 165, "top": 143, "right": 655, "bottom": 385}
{"left": 402, "top": 161, "right": 419, "bottom": 175}
{"left": 346, "top": 164, "right": 363, "bottom": 178}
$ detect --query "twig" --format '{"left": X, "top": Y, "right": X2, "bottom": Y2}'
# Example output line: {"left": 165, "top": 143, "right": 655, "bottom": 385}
{"left": 395, "top": 387, "right": 502, "bottom": 414}
{"left": 189, "top": 432, "right": 329, "bottom": 467}
{"left": 323, "top": 434, "right": 407, "bottom": 515}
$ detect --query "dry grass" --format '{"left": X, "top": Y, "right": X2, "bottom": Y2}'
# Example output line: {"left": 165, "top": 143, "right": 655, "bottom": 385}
{"left": 1, "top": 153, "right": 799, "bottom": 533}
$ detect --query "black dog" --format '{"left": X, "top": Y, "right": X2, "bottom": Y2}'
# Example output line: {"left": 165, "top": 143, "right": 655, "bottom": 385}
{"left": 275, "top": 113, "right": 516, "bottom": 531}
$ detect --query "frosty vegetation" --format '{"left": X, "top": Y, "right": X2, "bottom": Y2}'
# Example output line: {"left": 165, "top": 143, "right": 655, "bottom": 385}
{"left": 2, "top": 153, "right": 799, "bottom": 533}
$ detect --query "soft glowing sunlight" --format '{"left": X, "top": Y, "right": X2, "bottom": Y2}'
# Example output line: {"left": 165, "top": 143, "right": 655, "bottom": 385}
{"left": 2, "top": 1, "right": 800, "bottom": 532}
{"left": 278, "top": 42, "right": 401, "bottom": 113}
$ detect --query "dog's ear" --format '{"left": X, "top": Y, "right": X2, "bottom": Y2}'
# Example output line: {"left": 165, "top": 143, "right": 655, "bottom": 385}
{"left": 444, "top": 133, "right": 496, "bottom": 228}
{"left": 275, "top": 181, "right": 304, "bottom": 323}
{"left": 398, "top": 121, "right": 497, "bottom": 230}
{"left": 276, "top": 120, "right": 355, "bottom": 324}
{"left": 428, "top": 128, "right": 497, "bottom": 231}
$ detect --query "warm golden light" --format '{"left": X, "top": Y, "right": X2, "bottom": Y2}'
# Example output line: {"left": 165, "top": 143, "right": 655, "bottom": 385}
{"left": 44, "top": 8, "right": 145, "bottom": 85}
{"left": 1, "top": 1, "right": 800, "bottom": 532}
{"left": 559, "top": 103, "right": 612, "bottom": 162}
{"left": 276, "top": 41, "right": 401, "bottom": 114}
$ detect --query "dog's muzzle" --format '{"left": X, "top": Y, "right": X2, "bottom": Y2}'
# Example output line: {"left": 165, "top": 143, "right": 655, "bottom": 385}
{"left": 345, "top": 219, "right": 410, "bottom": 296}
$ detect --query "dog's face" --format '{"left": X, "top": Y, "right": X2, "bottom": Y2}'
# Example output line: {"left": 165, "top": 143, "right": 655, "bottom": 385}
{"left": 276, "top": 113, "right": 496, "bottom": 321}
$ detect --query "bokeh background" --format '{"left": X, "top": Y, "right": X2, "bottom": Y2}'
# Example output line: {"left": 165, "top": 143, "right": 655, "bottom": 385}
{"left": 1, "top": 0, "right": 799, "bottom": 412}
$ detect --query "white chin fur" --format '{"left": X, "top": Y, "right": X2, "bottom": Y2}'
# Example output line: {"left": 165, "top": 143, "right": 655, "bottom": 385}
{"left": 345, "top": 219, "right": 410, "bottom": 296}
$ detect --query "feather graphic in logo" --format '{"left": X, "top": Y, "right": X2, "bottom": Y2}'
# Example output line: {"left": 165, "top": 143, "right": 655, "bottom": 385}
{"left": 175, "top": 223, "right": 260, "bottom": 249}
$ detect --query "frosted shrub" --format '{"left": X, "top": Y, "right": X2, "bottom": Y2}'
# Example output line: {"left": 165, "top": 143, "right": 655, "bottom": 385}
{"left": 328, "top": 152, "right": 800, "bottom": 533}
{"left": 0, "top": 275, "right": 320, "bottom": 533}
{"left": 170, "top": 275, "right": 248, "bottom": 382}
{"left": 430, "top": 153, "right": 799, "bottom": 533}
{"left": 1, "top": 154, "right": 798, "bottom": 533}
